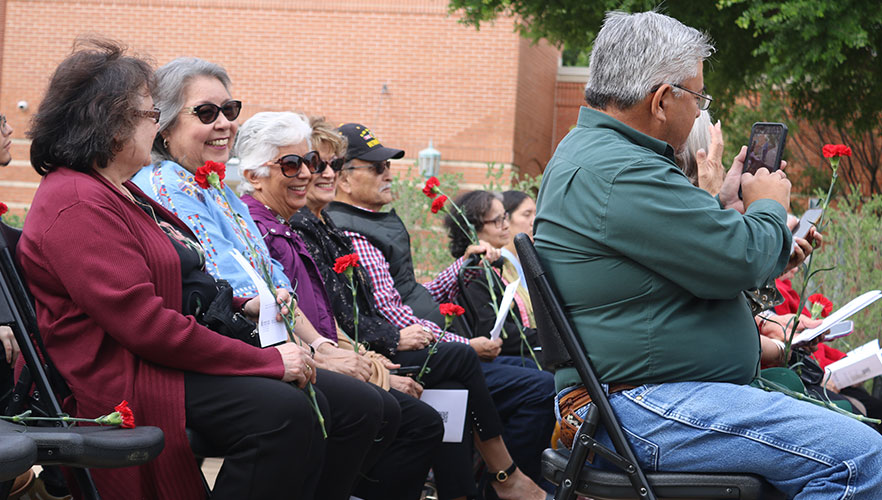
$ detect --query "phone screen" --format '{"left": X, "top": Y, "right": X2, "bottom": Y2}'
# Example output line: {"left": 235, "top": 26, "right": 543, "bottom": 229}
{"left": 744, "top": 123, "right": 788, "bottom": 175}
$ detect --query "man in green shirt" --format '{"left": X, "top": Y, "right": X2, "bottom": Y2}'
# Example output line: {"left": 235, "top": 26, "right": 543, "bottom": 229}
{"left": 534, "top": 10, "right": 882, "bottom": 498}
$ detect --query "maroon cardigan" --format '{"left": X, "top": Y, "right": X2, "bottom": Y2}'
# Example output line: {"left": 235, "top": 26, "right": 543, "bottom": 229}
{"left": 18, "top": 168, "right": 284, "bottom": 499}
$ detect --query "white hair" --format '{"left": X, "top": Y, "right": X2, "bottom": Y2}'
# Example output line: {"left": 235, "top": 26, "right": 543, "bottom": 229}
{"left": 233, "top": 111, "right": 312, "bottom": 195}
{"left": 676, "top": 109, "right": 713, "bottom": 184}
{"left": 585, "top": 11, "right": 714, "bottom": 110}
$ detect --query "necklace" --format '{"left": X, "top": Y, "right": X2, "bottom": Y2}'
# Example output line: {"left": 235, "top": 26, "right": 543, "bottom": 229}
{"left": 132, "top": 195, "right": 160, "bottom": 225}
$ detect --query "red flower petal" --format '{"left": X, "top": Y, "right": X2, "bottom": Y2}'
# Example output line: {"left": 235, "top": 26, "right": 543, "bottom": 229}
{"left": 333, "top": 253, "right": 359, "bottom": 273}
{"left": 0, "top": 202, "right": 7, "bottom": 217}
{"left": 439, "top": 303, "right": 465, "bottom": 317}
{"left": 422, "top": 177, "right": 440, "bottom": 198}
{"left": 822, "top": 144, "right": 852, "bottom": 158}
{"left": 807, "top": 293, "right": 833, "bottom": 317}
{"left": 114, "top": 400, "right": 136, "bottom": 429}
{"left": 430, "top": 195, "right": 447, "bottom": 214}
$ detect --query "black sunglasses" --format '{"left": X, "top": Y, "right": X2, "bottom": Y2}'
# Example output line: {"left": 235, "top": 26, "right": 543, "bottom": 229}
{"left": 344, "top": 160, "right": 391, "bottom": 175}
{"left": 183, "top": 100, "right": 242, "bottom": 124}
{"left": 318, "top": 157, "right": 345, "bottom": 173}
{"left": 275, "top": 151, "right": 322, "bottom": 177}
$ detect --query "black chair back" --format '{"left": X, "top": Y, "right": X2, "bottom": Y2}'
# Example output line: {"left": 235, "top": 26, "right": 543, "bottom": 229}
{"left": 515, "top": 233, "right": 656, "bottom": 499}
{"left": 0, "top": 223, "right": 165, "bottom": 500}
{"left": 515, "top": 234, "right": 783, "bottom": 500}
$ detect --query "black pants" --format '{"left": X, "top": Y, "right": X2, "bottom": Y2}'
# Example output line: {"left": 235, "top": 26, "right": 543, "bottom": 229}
{"left": 392, "top": 342, "right": 503, "bottom": 500}
{"left": 355, "top": 387, "right": 444, "bottom": 500}
{"left": 185, "top": 369, "right": 385, "bottom": 500}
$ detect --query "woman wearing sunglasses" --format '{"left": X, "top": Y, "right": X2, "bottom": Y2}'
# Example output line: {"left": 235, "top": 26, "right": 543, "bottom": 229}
{"left": 132, "top": 59, "right": 388, "bottom": 500}
{"left": 19, "top": 40, "right": 325, "bottom": 500}
{"left": 236, "top": 112, "right": 446, "bottom": 500}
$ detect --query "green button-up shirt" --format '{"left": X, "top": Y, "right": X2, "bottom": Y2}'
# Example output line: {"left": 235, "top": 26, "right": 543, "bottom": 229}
{"left": 534, "top": 107, "right": 791, "bottom": 391}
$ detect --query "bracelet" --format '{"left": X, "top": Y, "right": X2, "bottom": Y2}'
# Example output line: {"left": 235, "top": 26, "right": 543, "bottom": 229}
{"left": 771, "top": 339, "right": 786, "bottom": 362}
{"left": 308, "top": 344, "right": 316, "bottom": 358}
{"left": 310, "top": 337, "right": 337, "bottom": 352}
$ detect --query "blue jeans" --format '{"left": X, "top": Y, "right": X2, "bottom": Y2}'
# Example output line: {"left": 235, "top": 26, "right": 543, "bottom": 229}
{"left": 483, "top": 356, "right": 556, "bottom": 486}
{"left": 556, "top": 381, "right": 882, "bottom": 499}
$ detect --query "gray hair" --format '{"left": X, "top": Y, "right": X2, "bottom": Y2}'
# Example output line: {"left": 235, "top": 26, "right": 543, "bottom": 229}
{"left": 676, "top": 109, "right": 713, "bottom": 185}
{"left": 151, "top": 57, "right": 232, "bottom": 162}
{"left": 585, "top": 11, "right": 714, "bottom": 110}
{"left": 234, "top": 111, "right": 312, "bottom": 195}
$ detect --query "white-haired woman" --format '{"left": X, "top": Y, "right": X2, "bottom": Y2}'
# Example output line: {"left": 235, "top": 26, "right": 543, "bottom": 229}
{"left": 131, "top": 58, "right": 387, "bottom": 500}
{"left": 675, "top": 109, "right": 725, "bottom": 195}
{"left": 236, "top": 111, "right": 444, "bottom": 500}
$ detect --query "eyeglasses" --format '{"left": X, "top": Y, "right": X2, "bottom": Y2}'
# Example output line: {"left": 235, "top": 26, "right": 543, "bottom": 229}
{"left": 182, "top": 100, "right": 242, "bottom": 124}
{"left": 482, "top": 212, "right": 510, "bottom": 230}
{"left": 318, "top": 156, "right": 345, "bottom": 173}
{"left": 344, "top": 160, "right": 391, "bottom": 175}
{"left": 132, "top": 108, "right": 161, "bottom": 124}
{"left": 274, "top": 151, "right": 322, "bottom": 177}
{"left": 654, "top": 83, "right": 713, "bottom": 111}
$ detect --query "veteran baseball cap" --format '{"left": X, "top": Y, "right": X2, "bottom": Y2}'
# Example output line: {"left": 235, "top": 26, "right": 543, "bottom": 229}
{"left": 337, "top": 123, "right": 405, "bottom": 162}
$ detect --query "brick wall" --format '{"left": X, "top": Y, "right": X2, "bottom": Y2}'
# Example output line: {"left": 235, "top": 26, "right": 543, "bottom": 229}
{"left": 552, "top": 67, "right": 589, "bottom": 152}
{"left": 0, "top": 0, "right": 561, "bottom": 212}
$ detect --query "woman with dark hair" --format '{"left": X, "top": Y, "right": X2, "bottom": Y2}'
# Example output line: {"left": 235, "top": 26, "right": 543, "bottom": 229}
{"left": 18, "top": 40, "right": 321, "bottom": 499}
{"left": 500, "top": 190, "right": 536, "bottom": 324}
{"left": 444, "top": 191, "right": 540, "bottom": 357}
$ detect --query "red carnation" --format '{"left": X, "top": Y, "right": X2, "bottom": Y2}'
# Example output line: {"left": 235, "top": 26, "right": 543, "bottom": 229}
{"left": 114, "top": 400, "right": 135, "bottom": 429}
{"left": 439, "top": 303, "right": 465, "bottom": 317}
{"left": 822, "top": 144, "right": 851, "bottom": 158}
{"left": 0, "top": 202, "right": 7, "bottom": 217}
{"left": 194, "top": 161, "right": 227, "bottom": 189}
{"left": 423, "top": 177, "right": 440, "bottom": 198}
{"left": 807, "top": 293, "right": 833, "bottom": 319}
{"left": 430, "top": 195, "right": 447, "bottom": 214}
{"left": 333, "top": 253, "right": 360, "bottom": 274}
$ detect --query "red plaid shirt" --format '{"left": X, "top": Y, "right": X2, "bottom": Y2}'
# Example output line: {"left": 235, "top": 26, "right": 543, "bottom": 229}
{"left": 345, "top": 229, "right": 471, "bottom": 344}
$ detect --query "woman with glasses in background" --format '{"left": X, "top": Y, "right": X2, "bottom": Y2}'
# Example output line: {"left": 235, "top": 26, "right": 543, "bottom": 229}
{"left": 132, "top": 58, "right": 387, "bottom": 500}
{"left": 444, "top": 191, "right": 540, "bottom": 358}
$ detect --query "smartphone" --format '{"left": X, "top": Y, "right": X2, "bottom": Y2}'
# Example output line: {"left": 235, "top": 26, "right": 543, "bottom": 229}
{"left": 744, "top": 122, "right": 788, "bottom": 175}
{"left": 793, "top": 208, "right": 823, "bottom": 240}
{"left": 389, "top": 366, "right": 422, "bottom": 376}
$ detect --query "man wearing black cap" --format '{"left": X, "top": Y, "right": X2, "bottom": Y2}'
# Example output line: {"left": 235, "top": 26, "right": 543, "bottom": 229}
{"left": 326, "top": 123, "right": 556, "bottom": 494}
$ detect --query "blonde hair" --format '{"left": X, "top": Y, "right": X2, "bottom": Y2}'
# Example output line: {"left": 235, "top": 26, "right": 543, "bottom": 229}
{"left": 309, "top": 116, "right": 347, "bottom": 158}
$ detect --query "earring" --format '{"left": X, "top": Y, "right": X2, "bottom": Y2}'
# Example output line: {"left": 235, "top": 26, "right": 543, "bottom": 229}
{"left": 163, "top": 138, "right": 169, "bottom": 150}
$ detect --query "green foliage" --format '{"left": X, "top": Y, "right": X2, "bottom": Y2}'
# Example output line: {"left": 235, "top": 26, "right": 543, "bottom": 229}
{"left": 449, "top": 0, "right": 882, "bottom": 134}
{"left": 388, "top": 163, "right": 542, "bottom": 278}
{"left": 0, "top": 212, "right": 25, "bottom": 229}
{"left": 796, "top": 188, "right": 882, "bottom": 351}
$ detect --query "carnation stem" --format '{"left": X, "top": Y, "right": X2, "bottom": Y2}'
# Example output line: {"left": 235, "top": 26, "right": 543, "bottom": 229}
{"left": 213, "top": 185, "right": 327, "bottom": 438}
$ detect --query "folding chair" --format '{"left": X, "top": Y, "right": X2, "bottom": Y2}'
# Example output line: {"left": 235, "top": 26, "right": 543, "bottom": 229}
{"left": 0, "top": 434, "right": 36, "bottom": 482}
{"left": 0, "top": 223, "right": 165, "bottom": 500}
{"left": 513, "top": 233, "right": 784, "bottom": 500}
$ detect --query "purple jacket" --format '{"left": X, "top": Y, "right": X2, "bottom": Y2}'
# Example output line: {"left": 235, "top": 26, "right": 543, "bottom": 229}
{"left": 242, "top": 195, "right": 337, "bottom": 341}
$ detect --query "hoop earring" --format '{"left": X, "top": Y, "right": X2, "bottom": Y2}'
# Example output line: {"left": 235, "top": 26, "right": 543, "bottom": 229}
{"left": 162, "top": 138, "right": 169, "bottom": 150}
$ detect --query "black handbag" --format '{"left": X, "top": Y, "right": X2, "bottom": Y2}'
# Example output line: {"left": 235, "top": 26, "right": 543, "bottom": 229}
{"left": 198, "top": 279, "right": 260, "bottom": 347}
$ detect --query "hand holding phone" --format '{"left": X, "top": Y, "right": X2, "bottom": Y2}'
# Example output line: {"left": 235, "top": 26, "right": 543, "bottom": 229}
{"left": 739, "top": 122, "right": 788, "bottom": 200}
{"left": 793, "top": 208, "right": 823, "bottom": 240}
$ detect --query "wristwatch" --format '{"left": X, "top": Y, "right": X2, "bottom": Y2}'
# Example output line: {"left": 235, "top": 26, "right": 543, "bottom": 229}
{"left": 494, "top": 462, "right": 517, "bottom": 482}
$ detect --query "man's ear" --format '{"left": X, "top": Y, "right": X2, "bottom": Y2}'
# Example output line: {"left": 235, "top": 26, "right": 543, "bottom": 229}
{"left": 336, "top": 170, "right": 353, "bottom": 195}
{"left": 650, "top": 84, "right": 670, "bottom": 125}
